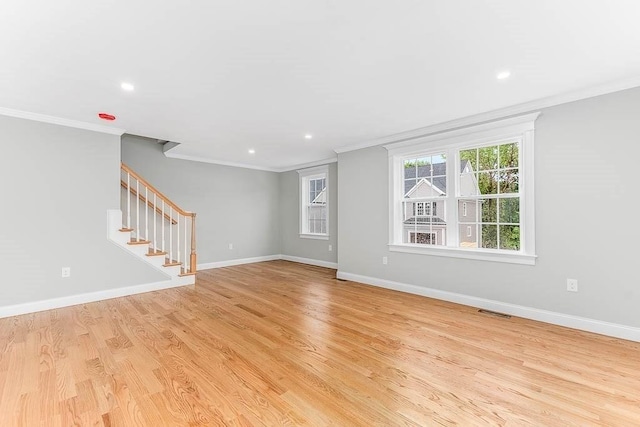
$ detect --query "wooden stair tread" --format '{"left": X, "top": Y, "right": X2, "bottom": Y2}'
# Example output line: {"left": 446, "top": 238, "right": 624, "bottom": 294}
{"left": 163, "top": 260, "right": 182, "bottom": 267}
{"left": 146, "top": 250, "right": 167, "bottom": 257}
{"left": 119, "top": 228, "right": 134, "bottom": 232}
{"left": 128, "top": 240, "right": 151, "bottom": 245}
{"left": 179, "top": 271, "right": 197, "bottom": 277}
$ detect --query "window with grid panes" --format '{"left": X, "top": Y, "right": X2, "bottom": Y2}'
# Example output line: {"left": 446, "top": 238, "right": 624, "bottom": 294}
{"left": 298, "top": 165, "right": 329, "bottom": 239}
{"left": 387, "top": 113, "right": 538, "bottom": 265}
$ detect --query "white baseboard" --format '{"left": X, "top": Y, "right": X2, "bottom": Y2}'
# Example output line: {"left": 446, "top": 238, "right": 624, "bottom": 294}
{"left": 198, "top": 254, "right": 338, "bottom": 270}
{"left": 198, "top": 255, "right": 282, "bottom": 270}
{"left": 336, "top": 271, "right": 640, "bottom": 343}
{"left": 0, "top": 279, "right": 182, "bottom": 319}
{"left": 281, "top": 255, "right": 338, "bottom": 269}
{"left": 0, "top": 255, "right": 335, "bottom": 318}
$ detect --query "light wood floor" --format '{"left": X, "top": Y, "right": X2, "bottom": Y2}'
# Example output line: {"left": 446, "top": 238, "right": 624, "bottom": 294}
{"left": 1, "top": 261, "right": 639, "bottom": 426}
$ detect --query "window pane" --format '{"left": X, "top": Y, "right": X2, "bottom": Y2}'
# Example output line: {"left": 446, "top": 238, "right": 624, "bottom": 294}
{"left": 459, "top": 172, "right": 478, "bottom": 197}
{"left": 499, "top": 169, "right": 519, "bottom": 194}
{"left": 309, "top": 178, "right": 323, "bottom": 202}
{"left": 460, "top": 148, "right": 477, "bottom": 171}
{"left": 499, "top": 225, "right": 520, "bottom": 250}
{"left": 402, "top": 200, "right": 446, "bottom": 246}
{"left": 478, "top": 146, "right": 498, "bottom": 171}
{"left": 424, "top": 178, "right": 437, "bottom": 197}
{"left": 432, "top": 175, "right": 446, "bottom": 196}
{"left": 458, "top": 200, "right": 477, "bottom": 223}
{"left": 481, "top": 199, "right": 497, "bottom": 223}
{"left": 416, "top": 157, "right": 431, "bottom": 178}
{"left": 459, "top": 224, "right": 478, "bottom": 248}
{"left": 499, "top": 142, "right": 519, "bottom": 169}
{"left": 481, "top": 225, "right": 498, "bottom": 249}
{"left": 405, "top": 154, "right": 447, "bottom": 196}
{"left": 404, "top": 179, "right": 417, "bottom": 198}
{"left": 403, "top": 201, "right": 416, "bottom": 222}
{"left": 308, "top": 206, "right": 327, "bottom": 234}
{"left": 404, "top": 161, "right": 417, "bottom": 178}
{"left": 478, "top": 172, "right": 498, "bottom": 195}
{"left": 432, "top": 162, "right": 446, "bottom": 179}
{"left": 499, "top": 198, "right": 520, "bottom": 223}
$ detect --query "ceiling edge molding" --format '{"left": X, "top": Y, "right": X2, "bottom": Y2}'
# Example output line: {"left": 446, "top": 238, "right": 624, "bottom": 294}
{"left": 278, "top": 157, "right": 338, "bottom": 173}
{"left": 164, "top": 151, "right": 281, "bottom": 172}
{"left": 334, "top": 75, "right": 640, "bottom": 154}
{"left": 164, "top": 150, "right": 338, "bottom": 173}
{"left": 0, "top": 107, "right": 125, "bottom": 136}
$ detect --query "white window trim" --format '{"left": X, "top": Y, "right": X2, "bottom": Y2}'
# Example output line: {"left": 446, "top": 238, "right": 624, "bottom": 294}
{"left": 385, "top": 112, "right": 539, "bottom": 265}
{"left": 297, "top": 165, "right": 329, "bottom": 240}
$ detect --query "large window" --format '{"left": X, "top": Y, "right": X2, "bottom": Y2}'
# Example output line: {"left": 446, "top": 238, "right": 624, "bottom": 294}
{"left": 386, "top": 113, "right": 538, "bottom": 264}
{"left": 298, "top": 165, "right": 329, "bottom": 239}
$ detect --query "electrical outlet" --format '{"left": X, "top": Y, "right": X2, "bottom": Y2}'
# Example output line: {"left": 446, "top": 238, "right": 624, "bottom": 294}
{"left": 328, "top": 244, "right": 332, "bottom": 252}
{"left": 61, "top": 267, "right": 71, "bottom": 278}
{"left": 382, "top": 256, "right": 388, "bottom": 265}
{"left": 567, "top": 278, "right": 578, "bottom": 292}
{"left": 228, "top": 243, "right": 233, "bottom": 250}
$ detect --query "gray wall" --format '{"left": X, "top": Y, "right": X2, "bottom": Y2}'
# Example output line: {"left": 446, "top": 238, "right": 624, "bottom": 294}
{"left": 0, "top": 116, "right": 165, "bottom": 307}
{"left": 279, "top": 164, "right": 338, "bottom": 264}
{"left": 122, "top": 136, "right": 281, "bottom": 263}
{"left": 338, "top": 87, "right": 640, "bottom": 328}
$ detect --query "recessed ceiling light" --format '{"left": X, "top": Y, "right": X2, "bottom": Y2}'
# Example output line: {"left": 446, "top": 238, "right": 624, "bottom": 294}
{"left": 304, "top": 134, "right": 313, "bottom": 140}
{"left": 248, "top": 149, "right": 255, "bottom": 154}
{"left": 496, "top": 71, "right": 511, "bottom": 80}
{"left": 121, "top": 82, "right": 135, "bottom": 91}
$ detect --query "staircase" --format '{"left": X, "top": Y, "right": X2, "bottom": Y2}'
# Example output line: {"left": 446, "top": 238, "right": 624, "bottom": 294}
{"left": 107, "top": 163, "right": 197, "bottom": 286}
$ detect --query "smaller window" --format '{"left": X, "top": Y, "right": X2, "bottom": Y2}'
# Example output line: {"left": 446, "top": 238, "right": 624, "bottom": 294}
{"left": 466, "top": 226, "right": 472, "bottom": 237}
{"left": 298, "top": 165, "right": 329, "bottom": 239}
{"left": 462, "top": 202, "right": 467, "bottom": 217}
{"left": 414, "top": 201, "right": 436, "bottom": 217}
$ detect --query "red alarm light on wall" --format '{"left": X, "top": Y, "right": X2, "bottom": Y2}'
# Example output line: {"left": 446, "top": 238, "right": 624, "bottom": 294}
{"left": 98, "top": 112, "right": 116, "bottom": 121}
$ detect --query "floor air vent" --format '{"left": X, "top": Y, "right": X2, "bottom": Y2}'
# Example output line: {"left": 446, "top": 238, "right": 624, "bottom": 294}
{"left": 478, "top": 309, "right": 511, "bottom": 319}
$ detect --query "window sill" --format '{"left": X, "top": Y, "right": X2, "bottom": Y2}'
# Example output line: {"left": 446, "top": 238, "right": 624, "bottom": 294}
{"left": 388, "top": 244, "right": 536, "bottom": 265}
{"left": 300, "top": 233, "right": 329, "bottom": 241}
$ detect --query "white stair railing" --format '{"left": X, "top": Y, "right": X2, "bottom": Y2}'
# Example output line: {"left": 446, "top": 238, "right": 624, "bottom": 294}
{"left": 120, "top": 163, "right": 197, "bottom": 275}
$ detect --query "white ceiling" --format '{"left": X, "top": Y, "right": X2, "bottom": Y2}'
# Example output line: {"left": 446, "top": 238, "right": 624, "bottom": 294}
{"left": 2, "top": 1, "right": 640, "bottom": 171}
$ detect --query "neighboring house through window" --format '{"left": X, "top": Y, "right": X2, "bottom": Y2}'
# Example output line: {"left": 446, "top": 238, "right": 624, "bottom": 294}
{"left": 298, "top": 165, "right": 329, "bottom": 239}
{"left": 386, "top": 113, "right": 538, "bottom": 265}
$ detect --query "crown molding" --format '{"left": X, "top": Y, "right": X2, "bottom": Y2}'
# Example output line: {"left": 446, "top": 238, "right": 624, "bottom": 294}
{"left": 0, "top": 107, "right": 125, "bottom": 136}
{"left": 383, "top": 111, "right": 540, "bottom": 154}
{"left": 334, "top": 75, "right": 640, "bottom": 154}
{"left": 164, "top": 151, "right": 281, "bottom": 172}
{"left": 165, "top": 149, "right": 337, "bottom": 173}
{"left": 282, "top": 157, "right": 337, "bottom": 173}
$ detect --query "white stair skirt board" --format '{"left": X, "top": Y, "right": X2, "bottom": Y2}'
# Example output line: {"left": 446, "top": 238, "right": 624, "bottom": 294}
{"left": 197, "top": 254, "right": 337, "bottom": 270}
{"left": 336, "top": 271, "right": 640, "bottom": 343}
{"left": 0, "top": 279, "right": 178, "bottom": 319}
{"left": 107, "top": 209, "right": 195, "bottom": 287}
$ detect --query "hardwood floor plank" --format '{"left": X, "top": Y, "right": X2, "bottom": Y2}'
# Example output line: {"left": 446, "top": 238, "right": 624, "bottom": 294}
{"left": 0, "top": 260, "right": 639, "bottom": 425}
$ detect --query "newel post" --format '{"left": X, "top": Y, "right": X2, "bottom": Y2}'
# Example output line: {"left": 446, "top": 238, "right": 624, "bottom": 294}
{"left": 190, "top": 213, "right": 197, "bottom": 273}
